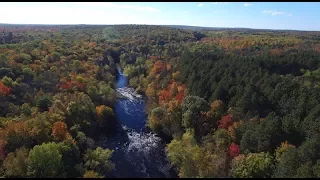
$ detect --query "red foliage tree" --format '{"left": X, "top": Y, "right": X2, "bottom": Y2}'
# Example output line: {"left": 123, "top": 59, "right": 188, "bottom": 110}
{"left": 228, "top": 142, "right": 240, "bottom": 158}
{"left": 217, "top": 114, "right": 233, "bottom": 129}
{"left": 175, "top": 85, "right": 185, "bottom": 104}
{"left": 159, "top": 89, "right": 171, "bottom": 104}
{"left": 0, "top": 82, "right": 12, "bottom": 96}
{"left": 58, "top": 81, "right": 85, "bottom": 91}
{"left": 175, "top": 91, "right": 184, "bottom": 104}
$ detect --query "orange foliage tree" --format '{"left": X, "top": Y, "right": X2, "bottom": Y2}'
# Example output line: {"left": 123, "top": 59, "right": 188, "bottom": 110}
{"left": 51, "top": 121, "right": 70, "bottom": 141}
{"left": 159, "top": 89, "right": 171, "bottom": 104}
{"left": 151, "top": 60, "right": 164, "bottom": 75}
{"left": 4, "top": 121, "right": 30, "bottom": 139}
{"left": 0, "top": 121, "right": 31, "bottom": 159}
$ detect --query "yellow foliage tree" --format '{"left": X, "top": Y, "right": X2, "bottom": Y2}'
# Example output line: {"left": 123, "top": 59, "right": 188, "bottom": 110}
{"left": 83, "top": 170, "right": 103, "bottom": 178}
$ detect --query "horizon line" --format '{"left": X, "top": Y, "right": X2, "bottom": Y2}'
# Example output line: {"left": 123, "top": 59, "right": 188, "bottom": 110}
{"left": 0, "top": 23, "right": 318, "bottom": 32}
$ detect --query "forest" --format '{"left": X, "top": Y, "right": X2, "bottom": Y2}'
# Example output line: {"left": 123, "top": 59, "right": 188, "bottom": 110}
{"left": 0, "top": 24, "right": 320, "bottom": 178}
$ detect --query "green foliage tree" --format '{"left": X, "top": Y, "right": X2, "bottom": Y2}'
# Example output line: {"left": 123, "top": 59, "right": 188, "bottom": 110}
{"left": 58, "top": 141, "right": 82, "bottom": 177}
{"left": 27, "top": 142, "right": 64, "bottom": 178}
{"left": 273, "top": 146, "right": 299, "bottom": 178}
{"left": 181, "top": 96, "right": 210, "bottom": 131}
{"left": 166, "top": 129, "right": 228, "bottom": 178}
{"left": 14, "top": 53, "right": 32, "bottom": 64}
{"left": 103, "top": 27, "right": 120, "bottom": 41}
{"left": 83, "top": 147, "right": 114, "bottom": 175}
{"left": 166, "top": 130, "right": 200, "bottom": 178}
{"left": 313, "top": 160, "right": 320, "bottom": 178}
{"left": 1, "top": 76, "right": 14, "bottom": 87}
{"left": 21, "top": 103, "right": 32, "bottom": 116}
{"left": 36, "top": 95, "right": 52, "bottom": 111}
{"left": 230, "top": 152, "right": 274, "bottom": 178}
{"left": 148, "top": 107, "right": 166, "bottom": 132}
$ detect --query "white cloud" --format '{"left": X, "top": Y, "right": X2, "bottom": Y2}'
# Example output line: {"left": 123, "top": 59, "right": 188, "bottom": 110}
{"left": 244, "top": 3, "right": 252, "bottom": 7}
{"left": 262, "top": 10, "right": 291, "bottom": 16}
{"left": 197, "top": 3, "right": 204, "bottom": 7}
{"left": 212, "top": 2, "right": 228, "bottom": 5}
{"left": 184, "top": 11, "right": 188, "bottom": 14}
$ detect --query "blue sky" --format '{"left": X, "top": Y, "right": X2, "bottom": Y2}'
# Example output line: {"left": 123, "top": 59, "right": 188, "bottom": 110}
{"left": 1, "top": 2, "right": 319, "bottom": 31}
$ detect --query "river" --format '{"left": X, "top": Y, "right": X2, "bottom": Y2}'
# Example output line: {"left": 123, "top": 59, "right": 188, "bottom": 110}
{"left": 99, "top": 67, "right": 177, "bottom": 178}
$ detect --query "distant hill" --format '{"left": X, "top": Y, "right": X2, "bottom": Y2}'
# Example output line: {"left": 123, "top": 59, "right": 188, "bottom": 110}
{"left": 0, "top": 23, "right": 316, "bottom": 33}
{"left": 162, "top": 25, "right": 253, "bottom": 31}
{"left": 161, "top": 24, "right": 315, "bottom": 33}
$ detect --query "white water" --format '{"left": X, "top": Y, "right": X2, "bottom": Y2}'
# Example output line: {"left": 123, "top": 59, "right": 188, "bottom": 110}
{"left": 126, "top": 129, "right": 161, "bottom": 154}
{"left": 117, "top": 87, "right": 143, "bottom": 101}
{"left": 100, "top": 79, "right": 174, "bottom": 178}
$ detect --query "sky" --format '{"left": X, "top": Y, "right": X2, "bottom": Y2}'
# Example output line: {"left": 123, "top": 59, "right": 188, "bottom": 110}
{"left": 1, "top": 2, "right": 320, "bottom": 31}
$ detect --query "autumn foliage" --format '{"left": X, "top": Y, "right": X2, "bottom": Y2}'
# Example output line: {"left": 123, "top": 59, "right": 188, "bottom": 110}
{"left": 229, "top": 143, "right": 240, "bottom": 158}
{"left": 150, "top": 56, "right": 158, "bottom": 61}
{"left": 159, "top": 89, "right": 171, "bottom": 104}
{"left": 158, "top": 82, "right": 185, "bottom": 105}
{"left": 96, "top": 105, "right": 105, "bottom": 118}
{"left": 151, "top": 60, "right": 165, "bottom": 75}
{"left": 58, "top": 81, "right": 85, "bottom": 91}
{"left": 217, "top": 114, "right": 234, "bottom": 129}
{"left": 0, "top": 139, "right": 6, "bottom": 160}
{"left": 2, "top": 23, "right": 320, "bottom": 178}
{"left": 3, "top": 121, "right": 30, "bottom": 139}
{"left": 275, "top": 141, "right": 296, "bottom": 160}
{"left": 0, "top": 82, "right": 12, "bottom": 96}
{"left": 166, "top": 64, "right": 171, "bottom": 72}
{"left": 51, "top": 121, "right": 70, "bottom": 141}
{"left": 88, "top": 42, "right": 97, "bottom": 48}
{"left": 0, "top": 121, "right": 31, "bottom": 160}
{"left": 96, "top": 105, "right": 115, "bottom": 127}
